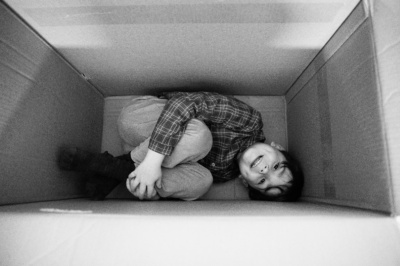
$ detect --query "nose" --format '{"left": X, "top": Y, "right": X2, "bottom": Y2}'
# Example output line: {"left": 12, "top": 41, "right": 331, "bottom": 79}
{"left": 259, "top": 164, "right": 269, "bottom": 174}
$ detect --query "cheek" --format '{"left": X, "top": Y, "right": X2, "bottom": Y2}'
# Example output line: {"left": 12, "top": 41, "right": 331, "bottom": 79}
{"left": 283, "top": 172, "right": 294, "bottom": 183}
{"left": 245, "top": 175, "right": 261, "bottom": 188}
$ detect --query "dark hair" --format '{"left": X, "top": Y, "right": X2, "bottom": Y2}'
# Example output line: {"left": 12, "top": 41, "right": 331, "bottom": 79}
{"left": 248, "top": 150, "right": 304, "bottom": 202}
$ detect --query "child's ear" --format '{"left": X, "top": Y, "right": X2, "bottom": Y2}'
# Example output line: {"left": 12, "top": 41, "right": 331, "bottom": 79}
{"left": 239, "top": 175, "right": 249, "bottom": 188}
{"left": 271, "top": 141, "right": 285, "bottom": 151}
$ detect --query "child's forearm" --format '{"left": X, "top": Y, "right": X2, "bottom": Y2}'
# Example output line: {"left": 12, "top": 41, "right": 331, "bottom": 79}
{"left": 144, "top": 149, "right": 165, "bottom": 168}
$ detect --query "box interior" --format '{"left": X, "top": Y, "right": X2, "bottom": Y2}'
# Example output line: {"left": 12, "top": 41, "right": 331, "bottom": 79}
{"left": 1, "top": 0, "right": 397, "bottom": 210}
{"left": 1, "top": 0, "right": 400, "bottom": 264}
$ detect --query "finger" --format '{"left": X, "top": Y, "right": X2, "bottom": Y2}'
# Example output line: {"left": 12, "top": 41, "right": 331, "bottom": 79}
{"left": 126, "top": 178, "right": 131, "bottom": 192}
{"left": 142, "top": 189, "right": 156, "bottom": 200}
{"left": 126, "top": 170, "right": 134, "bottom": 186}
{"left": 126, "top": 177, "right": 136, "bottom": 194}
{"left": 147, "top": 185, "right": 154, "bottom": 199}
{"left": 130, "top": 174, "right": 141, "bottom": 192}
{"left": 128, "top": 170, "right": 136, "bottom": 179}
{"left": 139, "top": 183, "right": 147, "bottom": 200}
{"left": 151, "top": 188, "right": 158, "bottom": 198}
{"left": 132, "top": 186, "right": 141, "bottom": 198}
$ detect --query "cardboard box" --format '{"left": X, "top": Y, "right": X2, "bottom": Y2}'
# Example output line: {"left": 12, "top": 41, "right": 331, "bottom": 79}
{"left": 1, "top": 1, "right": 399, "bottom": 265}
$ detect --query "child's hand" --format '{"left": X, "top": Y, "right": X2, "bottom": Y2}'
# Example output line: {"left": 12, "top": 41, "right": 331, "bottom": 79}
{"left": 128, "top": 180, "right": 160, "bottom": 200}
{"left": 126, "top": 150, "right": 165, "bottom": 200}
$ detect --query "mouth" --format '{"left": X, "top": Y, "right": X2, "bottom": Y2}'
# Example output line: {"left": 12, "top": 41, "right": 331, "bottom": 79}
{"left": 251, "top": 155, "right": 263, "bottom": 168}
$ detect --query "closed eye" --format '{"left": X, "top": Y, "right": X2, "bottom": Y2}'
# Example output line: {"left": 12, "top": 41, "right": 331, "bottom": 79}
{"left": 274, "top": 161, "right": 288, "bottom": 170}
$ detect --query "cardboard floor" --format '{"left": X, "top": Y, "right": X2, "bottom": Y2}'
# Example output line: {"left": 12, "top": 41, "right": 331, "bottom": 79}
{"left": 1, "top": 199, "right": 399, "bottom": 266}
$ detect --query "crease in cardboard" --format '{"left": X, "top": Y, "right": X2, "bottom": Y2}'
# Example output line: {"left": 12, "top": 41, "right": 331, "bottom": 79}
{"left": 0, "top": 44, "right": 38, "bottom": 84}
{"left": 24, "top": 219, "right": 96, "bottom": 265}
{"left": 0, "top": 39, "right": 37, "bottom": 65}
{"left": 383, "top": 90, "right": 400, "bottom": 105}
{"left": 0, "top": 59, "right": 36, "bottom": 84}
{"left": 0, "top": 44, "right": 37, "bottom": 80}
{"left": 375, "top": 37, "right": 400, "bottom": 55}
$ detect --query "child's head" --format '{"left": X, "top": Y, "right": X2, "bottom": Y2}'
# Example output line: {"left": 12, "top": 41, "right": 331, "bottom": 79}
{"left": 237, "top": 142, "right": 304, "bottom": 201}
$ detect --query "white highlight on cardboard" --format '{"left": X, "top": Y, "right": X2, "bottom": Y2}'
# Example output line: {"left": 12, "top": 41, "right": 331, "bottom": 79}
{"left": 40, "top": 208, "right": 93, "bottom": 214}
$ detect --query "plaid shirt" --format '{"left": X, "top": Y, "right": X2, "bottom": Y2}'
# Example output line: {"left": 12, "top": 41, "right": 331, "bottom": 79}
{"left": 149, "top": 92, "right": 265, "bottom": 182}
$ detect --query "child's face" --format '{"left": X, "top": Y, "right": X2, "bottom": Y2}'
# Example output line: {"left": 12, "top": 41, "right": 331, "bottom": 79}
{"left": 238, "top": 142, "right": 293, "bottom": 197}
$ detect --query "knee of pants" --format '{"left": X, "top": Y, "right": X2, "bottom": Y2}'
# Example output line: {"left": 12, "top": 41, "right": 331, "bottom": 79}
{"left": 157, "top": 163, "right": 213, "bottom": 201}
{"left": 117, "top": 96, "right": 167, "bottom": 149}
{"left": 162, "top": 119, "right": 213, "bottom": 168}
{"left": 183, "top": 171, "right": 213, "bottom": 201}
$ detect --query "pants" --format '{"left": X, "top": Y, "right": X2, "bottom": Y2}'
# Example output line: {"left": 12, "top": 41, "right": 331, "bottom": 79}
{"left": 117, "top": 96, "right": 213, "bottom": 200}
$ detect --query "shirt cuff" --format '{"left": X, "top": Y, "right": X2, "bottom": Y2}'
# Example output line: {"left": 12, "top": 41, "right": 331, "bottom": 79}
{"left": 148, "top": 138, "right": 174, "bottom": 156}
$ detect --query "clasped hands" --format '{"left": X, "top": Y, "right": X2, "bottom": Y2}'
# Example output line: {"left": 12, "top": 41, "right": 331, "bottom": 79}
{"left": 126, "top": 149, "right": 165, "bottom": 200}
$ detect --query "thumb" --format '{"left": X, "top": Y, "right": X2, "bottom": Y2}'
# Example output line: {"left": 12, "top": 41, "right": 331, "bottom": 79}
{"left": 128, "top": 170, "right": 136, "bottom": 179}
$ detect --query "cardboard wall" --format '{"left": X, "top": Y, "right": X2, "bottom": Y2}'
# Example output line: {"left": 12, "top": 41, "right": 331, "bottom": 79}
{"left": 2, "top": 0, "right": 360, "bottom": 97}
{"left": 286, "top": 2, "right": 392, "bottom": 212}
{"left": 368, "top": 0, "right": 400, "bottom": 215}
{"left": 0, "top": 4, "right": 104, "bottom": 205}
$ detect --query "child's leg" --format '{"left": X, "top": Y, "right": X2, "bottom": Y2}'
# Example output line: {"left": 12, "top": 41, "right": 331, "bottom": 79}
{"left": 156, "top": 162, "right": 213, "bottom": 200}
{"left": 127, "top": 118, "right": 213, "bottom": 200}
{"left": 57, "top": 148, "right": 136, "bottom": 200}
{"left": 118, "top": 96, "right": 167, "bottom": 153}
{"left": 129, "top": 118, "right": 213, "bottom": 168}
{"left": 118, "top": 95, "right": 213, "bottom": 166}
{"left": 118, "top": 97, "right": 214, "bottom": 200}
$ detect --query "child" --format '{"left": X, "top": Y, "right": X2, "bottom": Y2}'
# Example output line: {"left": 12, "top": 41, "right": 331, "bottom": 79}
{"left": 59, "top": 92, "right": 303, "bottom": 201}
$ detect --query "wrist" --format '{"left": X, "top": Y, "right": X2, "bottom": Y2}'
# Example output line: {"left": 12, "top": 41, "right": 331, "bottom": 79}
{"left": 144, "top": 149, "right": 165, "bottom": 167}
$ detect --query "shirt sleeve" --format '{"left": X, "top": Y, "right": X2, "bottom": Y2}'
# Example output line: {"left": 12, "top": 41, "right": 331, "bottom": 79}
{"left": 149, "top": 91, "right": 264, "bottom": 155}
